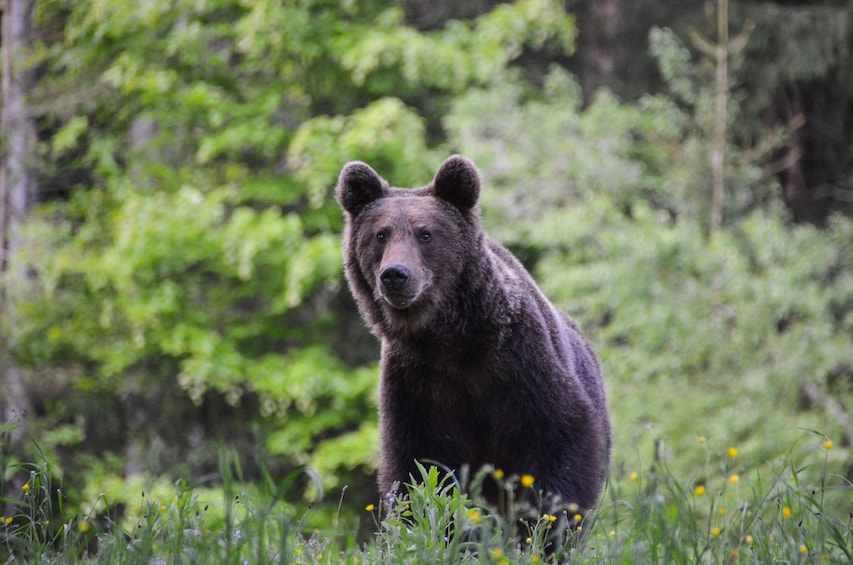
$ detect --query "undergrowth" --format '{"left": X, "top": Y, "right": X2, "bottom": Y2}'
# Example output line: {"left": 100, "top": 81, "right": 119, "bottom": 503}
{"left": 1, "top": 428, "right": 850, "bottom": 563}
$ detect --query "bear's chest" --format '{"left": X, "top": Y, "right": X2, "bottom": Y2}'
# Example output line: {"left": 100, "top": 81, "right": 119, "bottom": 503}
{"left": 384, "top": 338, "right": 503, "bottom": 399}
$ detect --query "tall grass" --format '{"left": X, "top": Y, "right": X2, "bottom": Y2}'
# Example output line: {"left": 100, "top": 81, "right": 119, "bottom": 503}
{"left": 1, "top": 433, "right": 850, "bottom": 563}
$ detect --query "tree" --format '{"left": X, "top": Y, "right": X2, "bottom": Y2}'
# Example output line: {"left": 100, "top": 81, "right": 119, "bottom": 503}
{"left": 688, "top": 0, "right": 753, "bottom": 232}
{"left": 565, "top": 0, "right": 853, "bottom": 223}
{"left": 735, "top": 0, "right": 853, "bottom": 223}
{"left": 1, "top": 0, "right": 36, "bottom": 439}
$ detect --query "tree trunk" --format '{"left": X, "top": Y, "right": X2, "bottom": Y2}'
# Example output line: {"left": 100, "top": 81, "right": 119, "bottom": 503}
{"left": 1, "top": 0, "right": 37, "bottom": 432}
{"left": 709, "top": 0, "right": 728, "bottom": 233}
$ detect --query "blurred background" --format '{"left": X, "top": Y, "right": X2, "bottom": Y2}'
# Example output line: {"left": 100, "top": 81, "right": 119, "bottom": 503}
{"left": 1, "top": 0, "right": 851, "bottom": 538}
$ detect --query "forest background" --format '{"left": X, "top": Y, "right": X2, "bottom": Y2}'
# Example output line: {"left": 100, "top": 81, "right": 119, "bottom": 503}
{"left": 1, "top": 0, "right": 851, "bottom": 546}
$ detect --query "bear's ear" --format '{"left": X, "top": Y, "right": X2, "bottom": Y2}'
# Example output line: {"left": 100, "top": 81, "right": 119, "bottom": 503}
{"left": 431, "top": 155, "right": 480, "bottom": 212}
{"left": 336, "top": 161, "right": 387, "bottom": 216}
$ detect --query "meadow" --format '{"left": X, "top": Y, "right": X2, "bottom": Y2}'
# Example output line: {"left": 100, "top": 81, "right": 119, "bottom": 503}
{"left": 2, "top": 431, "right": 849, "bottom": 564}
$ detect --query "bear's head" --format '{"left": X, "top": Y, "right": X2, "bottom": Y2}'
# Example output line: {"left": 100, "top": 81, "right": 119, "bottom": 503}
{"left": 336, "top": 155, "right": 483, "bottom": 334}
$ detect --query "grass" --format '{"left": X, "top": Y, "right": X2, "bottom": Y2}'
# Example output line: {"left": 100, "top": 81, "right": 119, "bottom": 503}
{"left": 1, "top": 435, "right": 850, "bottom": 564}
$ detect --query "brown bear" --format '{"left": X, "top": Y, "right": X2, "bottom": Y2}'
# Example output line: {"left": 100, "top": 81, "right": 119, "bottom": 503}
{"left": 336, "top": 155, "right": 610, "bottom": 513}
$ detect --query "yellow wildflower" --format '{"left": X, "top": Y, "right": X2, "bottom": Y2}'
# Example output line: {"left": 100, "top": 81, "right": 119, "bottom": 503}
{"left": 782, "top": 506, "right": 792, "bottom": 518}
{"left": 711, "top": 527, "right": 721, "bottom": 537}
{"left": 520, "top": 474, "right": 535, "bottom": 488}
{"left": 22, "top": 483, "right": 30, "bottom": 493}
{"left": 78, "top": 520, "right": 90, "bottom": 533}
{"left": 494, "top": 469, "right": 504, "bottom": 480}
{"left": 573, "top": 513, "right": 583, "bottom": 523}
{"left": 799, "top": 544, "right": 808, "bottom": 554}
{"left": 727, "top": 447, "right": 739, "bottom": 458}
{"left": 718, "top": 508, "right": 726, "bottom": 516}
{"left": 531, "top": 557, "right": 540, "bottom": 564}
{"left": 729, "top": 474, "right": 739, "bottom": 484}
{"left": 823, "top": 439, "right": 833, "bottom": 450}
{"left": 364, "top": 504, "right": 375, "bottom": 512}
{"left": 490, "top": 548, "right": 503, "bottom": 560}
{"left": 629, "top": 472, "right": 639, "bottom": 483}
{"left": 467, "top": 508, "right": 482, "bottom": 523}
{"left": 744, "top": 535, "right": 753, "bottom": 544}
{"left": 609, "top": 530, "right": 617, "bottom": 537}
{"left": 694, "top": 485, "right": 706, "bottom": 496}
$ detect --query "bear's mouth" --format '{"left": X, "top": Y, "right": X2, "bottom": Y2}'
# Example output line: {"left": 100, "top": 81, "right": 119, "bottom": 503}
{"left": 382, "top": 293, "right": 416, "bottom": 309}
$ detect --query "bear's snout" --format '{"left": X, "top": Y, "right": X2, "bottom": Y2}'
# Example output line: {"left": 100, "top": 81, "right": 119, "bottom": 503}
{"left": 380, "top": 265, "right": 410, "bottom": 290}
{"left": 378, "top": 264, "right": 419, "bottom": 309}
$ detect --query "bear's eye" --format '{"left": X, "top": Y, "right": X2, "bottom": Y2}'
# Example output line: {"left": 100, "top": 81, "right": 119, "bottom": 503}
{"left": 376, "top": 230, "right": 388, "bottom": 243}
{"left": 419, "top": 231, "right": 432, "bottom": 243}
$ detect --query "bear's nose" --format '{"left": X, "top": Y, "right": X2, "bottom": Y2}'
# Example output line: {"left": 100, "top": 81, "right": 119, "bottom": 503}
{"left": 380, "top": 265, "right": 410, "bottom": 290}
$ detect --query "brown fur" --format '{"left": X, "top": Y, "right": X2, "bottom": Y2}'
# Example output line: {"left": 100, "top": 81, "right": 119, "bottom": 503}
{"left": 336, "top": 155, "right": 611, "bottom": 511}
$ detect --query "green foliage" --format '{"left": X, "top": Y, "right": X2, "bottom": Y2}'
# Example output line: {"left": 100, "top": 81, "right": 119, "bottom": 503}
{"left": 2, "top": 437, "right": 849, "bottom": 563}
{"left": 596, "top": 435, "right": 852, "bottom": 564}
{"left": 446, "top": 30, "right": 783, "bottom": 236}
{"left": 444, "top": 68, "right": 649, "bottom": 231}
{"left": 0, "top": 441, "right": 327, "bottom": 564}
{"left": 526, "top": 200, "right": 853, "bottom": 509}
{"left": 358, "top": 463, "right": 592, "bottom": 564}
{"left": 336, "top": 0, "right": 575, "bottom": 93}
{"left": 360, "top": 463, "right": 477, "bottom": 563}
{"left": 289, "top": 97, "right": 439, "bottom": 201}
